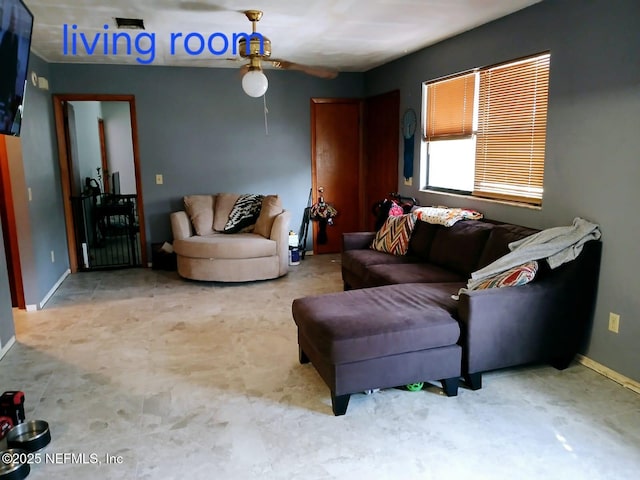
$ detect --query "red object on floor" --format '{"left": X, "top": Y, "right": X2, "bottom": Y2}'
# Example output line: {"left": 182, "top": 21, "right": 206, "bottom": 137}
{"left": 0, "top": 416, "right": 13, "bottom": 439}
{"left": 0, "top": 391, "right": 25, "bottom": 425}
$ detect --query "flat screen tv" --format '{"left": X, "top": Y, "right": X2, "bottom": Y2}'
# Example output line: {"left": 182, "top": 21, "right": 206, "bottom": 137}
{"left": 0, "top": 0, "right": 33, "bottom": 136}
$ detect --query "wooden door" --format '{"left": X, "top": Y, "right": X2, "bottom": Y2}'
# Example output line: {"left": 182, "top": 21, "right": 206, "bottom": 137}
{"left": 311, "top": 99, "right": 362, "bottom": 254}
{"left": 363, "top": 91, "right": 400, "bottom": 230}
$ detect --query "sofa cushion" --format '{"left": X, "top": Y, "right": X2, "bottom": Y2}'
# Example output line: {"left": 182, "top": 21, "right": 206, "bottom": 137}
{"left": 469, "top": 261, "right": 538, "bottom": 290}
{"left": 408, "top": 220, "right": 439, "bottom": 260}
{"left": 292, "top": 283, "right": 461, "bottom": 364}
{"left": 476, "top": 224, "right": 540, "bottom": 269}
{"left": 366, "top": 263, "right": 466, "bottom": 287}
{"left": 223, "top": 194, "right": 264, "bottom": 233}
{"left": 342, "top": 249, "right": 417, "bottom": 282}
{"left": 173, "top": 233, "right": 276, "bottom": 259}
{"left": 370, "top": 213, "right": 417, "bottom": 256}
{"left": 183, "top": 195, "right": 215, "bottom": 236}
{"left": 213, "top": 193, "right": 241, "bottom": 231}
{"left": 254, "top": 195, "right": 283, "bottom": 238}
{"left": 428, "top": 221, "right": 494, "bottom": 276}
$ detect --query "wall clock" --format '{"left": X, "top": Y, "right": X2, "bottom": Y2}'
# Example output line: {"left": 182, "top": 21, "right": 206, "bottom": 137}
{"left": 402, "top": 108, "right": 417, "bottom": 139}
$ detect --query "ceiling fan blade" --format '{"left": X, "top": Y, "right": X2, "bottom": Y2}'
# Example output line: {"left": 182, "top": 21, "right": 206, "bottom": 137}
{"left": 269, "top": 59, "right": 338, "bottom": 79}
{"left": 178, "top": 1, "right": 228, "bottom": 12}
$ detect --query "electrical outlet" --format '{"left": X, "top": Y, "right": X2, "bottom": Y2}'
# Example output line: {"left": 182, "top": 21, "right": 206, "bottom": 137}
{"left": 28, "top": 188, "right": 32, "bottom": 201}
{"left": 608, "top": 312, "right": 620, "bottom": 333}
{"left": 155, "top": 174, "right": 163, "bottom": 185}
{"left": 50, "top": 250, "right": 55, "bottom": 263}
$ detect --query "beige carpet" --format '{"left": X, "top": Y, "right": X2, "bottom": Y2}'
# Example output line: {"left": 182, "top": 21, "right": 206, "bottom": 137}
{"left": 1, "top": 254, "right": 639, "bottom": 479}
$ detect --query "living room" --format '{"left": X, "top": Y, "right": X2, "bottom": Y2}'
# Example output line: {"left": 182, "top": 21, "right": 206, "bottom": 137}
{"left": 0, "top": 0, "right": 638, "bottom": 478}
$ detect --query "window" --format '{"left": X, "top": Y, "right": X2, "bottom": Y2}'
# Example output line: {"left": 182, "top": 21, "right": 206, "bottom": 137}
{"left": 421, "top": 53, "right": 550, "bottom": 206}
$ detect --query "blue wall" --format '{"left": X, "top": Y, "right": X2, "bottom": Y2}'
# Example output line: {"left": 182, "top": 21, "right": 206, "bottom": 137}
{"left": 365, "top": 0, "right": 640, "bottom": 381}
{"left": 50, "top": 64, "right": 364, "bottom": 248}
{"left": 5, "top": 53, "right": 68, "bottom": 307}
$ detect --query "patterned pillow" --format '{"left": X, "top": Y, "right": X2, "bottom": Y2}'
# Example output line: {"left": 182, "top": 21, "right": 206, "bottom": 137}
{"left": 469, "top": 261, "right": 538, "bottom": 290}
{"left": 370, "top": 213, "right": 417, "bottom": 256}
{"left": 223, "top": 194, "right": 265, "bottom": 233}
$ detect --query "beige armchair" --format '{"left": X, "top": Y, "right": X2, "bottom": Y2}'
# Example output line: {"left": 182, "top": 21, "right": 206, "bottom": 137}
{"left": 170, "top": 193, "right": 290, "bottom": 282}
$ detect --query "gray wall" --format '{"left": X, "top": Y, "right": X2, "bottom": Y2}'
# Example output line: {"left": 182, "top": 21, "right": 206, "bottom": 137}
{"left": 0, "top": 223, "right": 15, "bottom": 351}
{"left": 16, "top": 53, "right": 69, "bottom": 306}
{"left": 51, "top": 64, "right": 364, "bottom": 248}
{"left": 365, "top": 0, "right": 640, "bottom": 381}
{"left": 69, "top": 101, "right": 103, "bottom": 191}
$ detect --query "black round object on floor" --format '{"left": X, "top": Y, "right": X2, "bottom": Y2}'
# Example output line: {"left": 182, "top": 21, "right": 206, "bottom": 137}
{"left": 6, "top": 420, "right": 51, "bottom": 453}
{"left": 0, "top": 449, "right": 31, "bottom": 480}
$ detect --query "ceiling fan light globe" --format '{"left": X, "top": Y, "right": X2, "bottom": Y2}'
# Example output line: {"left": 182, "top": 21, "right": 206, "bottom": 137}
{"left": 242, "top": 70, "right": 268, "bottom": 97}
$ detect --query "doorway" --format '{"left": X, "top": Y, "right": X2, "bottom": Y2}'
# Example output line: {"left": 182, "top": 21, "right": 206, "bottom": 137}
{"left": 53, "top": 94, "right": 147, "bottom": 272}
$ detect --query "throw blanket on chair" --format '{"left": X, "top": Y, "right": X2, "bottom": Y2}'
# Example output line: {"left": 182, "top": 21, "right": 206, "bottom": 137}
{"left": 413, "top": 206, "right": 483, "bottom": 227}
{"left": 467, "top": 217, "right": 601, "bottom": 290}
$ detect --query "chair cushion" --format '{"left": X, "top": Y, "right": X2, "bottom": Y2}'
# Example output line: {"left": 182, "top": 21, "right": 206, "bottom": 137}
{"left": 408, "top": 220, "right": 439, "bottom": 260}
{"left": 213, "top": 193, "right": 241, "bottom": 232}
{"left": 183, "top": 195, "right": 214, "bottom": 236}
{"left": 342, "top": 249, "right": 417, "bottom": 282}
{"left": 254, "top": 195, "right": 283, "bottom": 238}
{"left": 173, "top": 233, "right": 276, "bottom": 259}
{"left": 428, "top": 220, "right": 493, "bottom": 276}
{"left": 292, "top": 283, "right": 461, "bottom": 364}
{"left": 476, "top": 223, "right": 540, "bottom": 269}
{"left": 366, "top": 263, "right": 466, "bottom": 287}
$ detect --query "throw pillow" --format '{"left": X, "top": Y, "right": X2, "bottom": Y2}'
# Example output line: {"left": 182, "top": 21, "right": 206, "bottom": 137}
{"left": 213, "top": 193, "right": 241, "bottom": 231}
{"left": 254, "top": 195, "right": 283, "bottom": 238}
{"left": 223, "top": 194, "right": 265, "bottom": 233}
{"left": 370, "top": 213, "right": 417, "bottom": 256}
{"left": 469, "top": 261, "right": 539, "bottom": 290}
{"left": 183, "top": 195, "right": 215, "bottom": 236}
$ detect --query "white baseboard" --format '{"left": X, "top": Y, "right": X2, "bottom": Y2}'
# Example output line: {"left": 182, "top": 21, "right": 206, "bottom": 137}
{"left": 38, "top": 269, "right": 70, "bottom": 310}
{"left": 0, "top": 336, "right": 16, "bottom": 360}
{"left": 577, "top": 354, "right": 640, "bottom": 395}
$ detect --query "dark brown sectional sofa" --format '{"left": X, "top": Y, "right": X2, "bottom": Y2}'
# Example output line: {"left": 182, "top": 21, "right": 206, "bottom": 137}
{"left": 292, "top": 219, "right": 601, "bottom": 415}
{"left": 341, "top": 219, "right": 602, "bottom": 385}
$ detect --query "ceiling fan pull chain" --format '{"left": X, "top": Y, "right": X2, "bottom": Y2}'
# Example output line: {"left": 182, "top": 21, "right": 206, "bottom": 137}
{"left": 263, "top": 93, "right": 269, "bottom": 136}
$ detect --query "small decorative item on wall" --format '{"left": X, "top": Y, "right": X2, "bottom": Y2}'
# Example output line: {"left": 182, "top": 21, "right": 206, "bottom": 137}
{"left": 402, "top": 108, "right": 417, "bottom": 183}
{"left": 310, "top": 186, "right": 338, "bottom": 244}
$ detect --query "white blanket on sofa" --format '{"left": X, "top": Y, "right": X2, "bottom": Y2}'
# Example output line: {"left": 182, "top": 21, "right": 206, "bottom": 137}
{"left": 467, "top": 217, "right": 601, "bottom": 289}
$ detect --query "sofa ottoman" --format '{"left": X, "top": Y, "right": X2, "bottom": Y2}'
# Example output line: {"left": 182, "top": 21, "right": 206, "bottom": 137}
{"left": 292, "top": 283, "right": 462, "bottom": 415}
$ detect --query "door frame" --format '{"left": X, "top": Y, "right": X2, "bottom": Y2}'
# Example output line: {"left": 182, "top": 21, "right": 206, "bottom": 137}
{"left": 53, "top": 94, "right": 147, "bottom": 272}
{"left": 0, "top": 135, "right": 25, "bottom": 308}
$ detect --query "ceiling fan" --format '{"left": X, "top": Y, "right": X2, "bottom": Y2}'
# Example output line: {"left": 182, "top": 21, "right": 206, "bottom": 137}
{"left": 237, "top": 10, "right": 338, "bottom": 97}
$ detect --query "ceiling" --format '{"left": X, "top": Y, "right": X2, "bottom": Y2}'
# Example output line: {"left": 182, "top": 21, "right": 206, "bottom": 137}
{"left": 24, "top": 0, "right": 541, "bottom": 72}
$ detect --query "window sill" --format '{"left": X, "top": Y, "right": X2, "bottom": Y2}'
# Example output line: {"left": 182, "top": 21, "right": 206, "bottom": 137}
{"left": 419, "top": 189, "right": 542, "bottom": 211}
